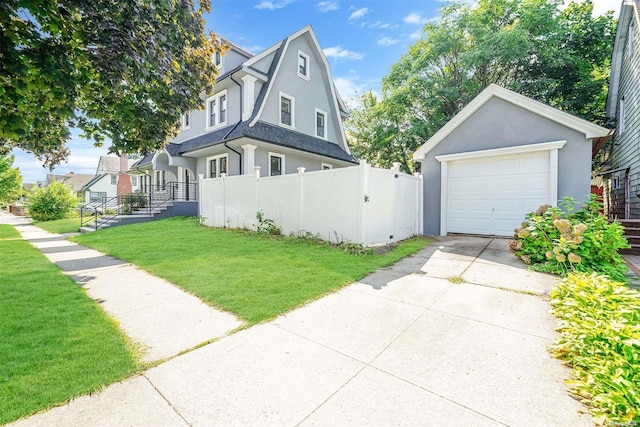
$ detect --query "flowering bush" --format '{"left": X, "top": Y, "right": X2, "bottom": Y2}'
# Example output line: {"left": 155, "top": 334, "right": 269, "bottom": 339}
{"left": 510, "top": 196, "right": 629, "bottom": 282}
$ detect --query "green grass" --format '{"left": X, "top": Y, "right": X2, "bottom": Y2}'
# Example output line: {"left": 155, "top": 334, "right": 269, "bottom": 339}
{"left": 0, "top": 224, "right": 20, "bottom": 239}
{"left": 72, "top": 217, "right": 430, "bottom": 324}
{"left": 0, "top": 235, "right": 138, "bottom": 424}
{"left": 33, "top": 217, "right": 81, "bottom": 234}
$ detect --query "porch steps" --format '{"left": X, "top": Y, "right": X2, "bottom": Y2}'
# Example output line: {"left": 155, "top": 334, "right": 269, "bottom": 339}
{"left": 617, "top": 219, "right": 640, "bottom": 255}
{"left": 79, "top": 202, "right": 172, "bottom": 233}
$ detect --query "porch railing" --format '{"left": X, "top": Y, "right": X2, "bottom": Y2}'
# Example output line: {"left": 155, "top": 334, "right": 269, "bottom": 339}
{"left": 80, "top": 181, "right": 197, "bottom": 229}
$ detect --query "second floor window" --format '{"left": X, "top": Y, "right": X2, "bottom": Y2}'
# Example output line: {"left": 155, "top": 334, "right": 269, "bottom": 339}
{"left": 182, "top": 112, "right": 190, "bottom": 129}
{"left": 206, "top": 90, "right": 228, "bottom": 129}
{"left": 316, "top": 110, "right": 326, "bottom": 138}
{"left": 111, "top": 175, "right": 117, "bottom": 185}
{"left": 280, "top": 93, "right": 294, "bottom": 127}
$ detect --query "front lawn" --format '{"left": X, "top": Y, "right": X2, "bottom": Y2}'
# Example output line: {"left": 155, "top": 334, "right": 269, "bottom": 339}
{"left": 72, "top": 217, "right": 430, "bottom": 324}
{"left": 0, "top": 233, "right": 139, "bottom": 424}
{"left": 0, "top": 224, "right": 20, "bottom": 239}
{"left": 33, "top": 217, "right": 81, "bottom": 234}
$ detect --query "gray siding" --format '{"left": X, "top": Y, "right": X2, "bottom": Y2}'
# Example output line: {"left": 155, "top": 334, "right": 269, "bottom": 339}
{"left": 607, "top": 15, "right": 640, "bottom": 218}
{"left": 259, "top": 33, "right": 346, "bottom": 150}
{"left": 421, "top": 96, "right": 592, "bottom": 235}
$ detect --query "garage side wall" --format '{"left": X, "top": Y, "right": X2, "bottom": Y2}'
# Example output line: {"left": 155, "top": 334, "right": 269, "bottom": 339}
{"left": 421, "top": 97, "right": 592, "bottom": 235}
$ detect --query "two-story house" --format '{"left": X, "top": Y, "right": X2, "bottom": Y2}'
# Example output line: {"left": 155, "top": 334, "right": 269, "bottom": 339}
{"left": 130, "top": 25, "right": 357, "bottom": 214}
{"left": 81, "top": 156, "right": 140, "bottom": 203}
{"left": 602, "top": 0, "right": 640, "bottom": 218}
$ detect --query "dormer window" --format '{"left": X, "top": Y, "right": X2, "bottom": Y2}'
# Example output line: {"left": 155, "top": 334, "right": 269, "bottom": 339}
{"left": 214, "top": 51, "right": 224, "bottom": 73}
{"left": 206, "top": 90, "right": 228, "bottom": 130}
{"left": 297, "top": 50, "right": 310, "bottom": 80}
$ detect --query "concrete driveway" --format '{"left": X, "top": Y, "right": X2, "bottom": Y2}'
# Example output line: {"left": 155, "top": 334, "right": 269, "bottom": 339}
{"left": 10, "top": 236, "right": 593, "bottom": 426}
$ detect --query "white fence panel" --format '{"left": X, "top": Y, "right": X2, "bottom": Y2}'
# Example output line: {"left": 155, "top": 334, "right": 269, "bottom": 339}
{"left": 198, "top": 161, "right": 423, "bottom": 246}
{"left": 302, "top": 167, "right": 362, "bottom": 242}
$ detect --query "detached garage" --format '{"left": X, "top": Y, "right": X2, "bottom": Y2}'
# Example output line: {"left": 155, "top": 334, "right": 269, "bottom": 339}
{"left": 414, "top": 84, "right": 610, "bottom": 237}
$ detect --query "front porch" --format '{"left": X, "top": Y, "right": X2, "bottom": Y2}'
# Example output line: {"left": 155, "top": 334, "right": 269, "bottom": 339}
{"left": 80, "top": 181, "right": 198, "bottom": 232}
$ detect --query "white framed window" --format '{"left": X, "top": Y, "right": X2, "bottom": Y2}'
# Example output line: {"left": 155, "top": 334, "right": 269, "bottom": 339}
{"left": 279, "top": 92, "right": 295, "bottom": 128}
{"left": 322, "top": 163, "right": 333, "bottom": 170}
{"left": 207, "top": 154, "right": 229, "bottom": 178}
{"left": 131, "top": 176, "right": 138, "bottom": 186}
{"left": 214, "top": 51, "right": 224, "bottom": 73}
{"left": 315, "top": 108, "right": 327, "bottom": 139}
{"left": 182, "top": 112, "right": 191, "bottom": 130}
{"left": 620, "top": 98, "right": 626, "bottom": 135}
{"left": 628, "top": 21, "right": 635, "bottom": 58}
{"left": 297, "top": 50, "right": 310, "bottom": 80}
{"left": 111, "top": 175, "right": 117, "bottom": 185}
{"left": 269, "top": 152, "right": 285, "bottom": 176}
{"left": 613, "top": 171, "right": 624, "bottom": 190}
{"left": 206, "top": 90, "right": 228, "bottom": 130}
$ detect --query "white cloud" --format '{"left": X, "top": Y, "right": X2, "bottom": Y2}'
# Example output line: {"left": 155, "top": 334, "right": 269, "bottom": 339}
{"left": 254, "top": 0, "right": 294, "bottom": 11}
{"left": 323, "top": 46, "right": 365, "bottom": 61}
{"left": 369, "top": 20, "right": 395, "bottom": 29}
{"left": 377, "top": 36, "right": 398, "bottom": 46}
{"left": 404, "top": 12, "right": 424, "bottom": 25}
{"left": 348, "top": 7, "right": 368, "bottom": 21}
{"left": 316, "top": 1, "right": 339, "bottom": 12}
{"left": 409, "top": 30, "right": 422, "bottom": 40}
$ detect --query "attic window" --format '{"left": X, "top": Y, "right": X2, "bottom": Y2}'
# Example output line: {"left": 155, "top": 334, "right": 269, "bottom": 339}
{"left": 298, "top": 50, "right": 310, "bottom": 80}
{"left": 628, "top": 21, "right": 635, "bottom": 58}
{"left": 214, "top": 51, "right": 224, "bottom": 71}
{"left": 182, "top": 112, "right": 190, "bottom": 129}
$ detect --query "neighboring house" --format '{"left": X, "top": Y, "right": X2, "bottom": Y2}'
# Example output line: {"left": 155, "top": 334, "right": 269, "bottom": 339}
{"left": 130, "top": 25, "right": 356, "bottom": 209}
{"left": 601, "top": 0, "right": 640, "bottom": 219}
{"left": 62, "top": 172, "right": 95, "bottom": 198}
{"left": 413, "top": 84, "right": 610, "bottom": 237}
{"left": 80, "top": 156, "right": 140, "bottom": 203}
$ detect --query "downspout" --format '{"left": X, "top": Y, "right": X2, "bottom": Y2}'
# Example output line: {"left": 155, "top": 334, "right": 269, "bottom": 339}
{"left": 224, "top": 73, "right": 244, "bottom": 174}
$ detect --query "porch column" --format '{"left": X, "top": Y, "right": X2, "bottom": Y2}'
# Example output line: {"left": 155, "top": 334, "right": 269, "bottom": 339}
{"left": 241, "top": 75, "right": 258, "bottom": 121}
{"left": 242, "top": 144, "right": 257, "bottom": 175}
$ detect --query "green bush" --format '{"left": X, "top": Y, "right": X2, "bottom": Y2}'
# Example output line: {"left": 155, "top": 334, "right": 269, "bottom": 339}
{"left": 509, "top": 196, "right": 629, "bottom": 282}
{"left": 122, "top": 190, "right": 147, "bottom": 214}
{"left": 27, "top": 181, "right": 78, "bottom": 222}
{"left": 549, "top": 273, "right": 640, "bottom": 424}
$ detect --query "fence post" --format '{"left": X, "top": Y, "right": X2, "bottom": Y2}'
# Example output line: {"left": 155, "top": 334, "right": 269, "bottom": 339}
{"left": 221, "top": 173, "right": 227, "bottom": 227}
{"left": 415, "top": 172, "right": 423, "bottom": 236}
{"left": 198, "top": 174, "right": 204, "bottom": 222}
{"left": 358, "top": 160, "right": 369, "bottom": 246}
{"left": 254, "top": 167, "right": 261, "bottom": 229}
{"left": 297, "top": 167, "right": 305, "bottom": 235}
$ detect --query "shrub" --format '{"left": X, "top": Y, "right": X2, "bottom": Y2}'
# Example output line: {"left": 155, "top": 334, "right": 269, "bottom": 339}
{"left": 122, "top": 190, "right": 147, "bottom": 214}
{"left": 510, "top": 196, "right": 629, "bottom": 282}
{"left": 549, "top": 273, "right": 640, "bottom": 424}
{"left": 27, "top": 181, "right": 78, "bottom": 222}
{"left": 255, "top": 211, "right": 281, "bottom": 236}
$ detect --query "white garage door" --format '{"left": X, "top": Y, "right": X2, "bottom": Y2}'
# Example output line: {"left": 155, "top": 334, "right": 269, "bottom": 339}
{"left": 446, "top": 151, "right": 551, "bottom": 236}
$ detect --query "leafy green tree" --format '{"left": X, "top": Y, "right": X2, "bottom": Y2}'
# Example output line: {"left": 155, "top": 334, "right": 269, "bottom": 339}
{"left": 0, "top": 155, "right": 23, "bottom": 203}
{"left": 347, "top": 0, "right": 615, "bottom": 172}
{"left": 0, "top": 0, "right": 222, "bottom": 167}
{"left": 27, "top": 181, "right": 79, "bottom": 221}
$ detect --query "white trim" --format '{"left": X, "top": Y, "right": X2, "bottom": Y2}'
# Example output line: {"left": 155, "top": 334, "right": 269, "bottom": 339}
{"left": 315, "top": 108, "right": 328, "bottom": 139}
{"left": 206, "top": 153, "right": 229, "bottom": 178}
{"left": 437, "top": 140, "right": 566, "bottom": 236}
{"left": 205, "top": 90, "right": 228, "bottom": 131}
{"left": 297, "top": 50, "right": 310, "bottom": 80}
{"left": 414, "top": 84, "right": 609, "bottom": 161}
{"left": 181, "top": 112, "right": 191, "bottom": 130}
{"left": 268, "top": 152, "right": 285, "bottom": 176}
{"left": 241, "top": 75, "right": 258, "bottom": 121}
{"left": 435, "top": 140, "right": 566, "bottom": 162}
{"left": 321, "top": 162, "right": 333, "bottom": 170}
{"left": 279, "top": 91, "right": 295, "bottom": 129}
{"left": 628, "top": 19, "right": 635, "bottom": 58}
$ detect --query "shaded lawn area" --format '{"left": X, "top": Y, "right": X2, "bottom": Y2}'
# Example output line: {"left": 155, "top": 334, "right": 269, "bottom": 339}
{"left": 0, "top": 235, "right": 138, "bottom": 425}
{"left": 72, "top": 217, "right": 430, "bottom": 324}
{"left": 0, "top": 224, "right": 20, "bottom": 239}
{"left": 34, "top": 217, "right": 81, "bottom": 234}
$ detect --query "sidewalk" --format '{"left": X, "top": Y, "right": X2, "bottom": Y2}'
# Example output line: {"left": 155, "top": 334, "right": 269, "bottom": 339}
{"left": 6, "top": 226, "right": 594, "bottom": 426}
{"left": 0, "top": 212, "right": 242, "bottom": 363}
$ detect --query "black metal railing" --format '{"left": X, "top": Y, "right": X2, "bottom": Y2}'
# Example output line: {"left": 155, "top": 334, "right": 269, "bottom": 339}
{"left": 80, "top": 181, "right": 197, "bottom": 229}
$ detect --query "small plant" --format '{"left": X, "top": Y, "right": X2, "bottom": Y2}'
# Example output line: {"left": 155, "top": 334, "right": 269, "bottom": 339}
{"left": 446, "top": 276, "right": 465, "bottom": 284}
{"left": 27, "top": 181, "right": 79, "bottom": 221}
{"left": 549, "top": 273, "right": 640, "bottom": 424}
{"left": 339, "top": 242, "right": 373, "bottom": 256}
{"left": 255, "top": 210, "right": 281, "bottom": 235}
{"left": 122, "top": 190, "right": 147, "bottom": 214}
{"left": 510, "top": 195, "right": 629, "bottom": 282}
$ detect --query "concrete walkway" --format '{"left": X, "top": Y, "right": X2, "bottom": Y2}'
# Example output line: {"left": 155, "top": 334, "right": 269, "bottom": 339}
{"left": 0, "top": 213, "right": 242, "bottom": 363}
{"left": 4, "top": 216, "right": 593, "bottom": 426}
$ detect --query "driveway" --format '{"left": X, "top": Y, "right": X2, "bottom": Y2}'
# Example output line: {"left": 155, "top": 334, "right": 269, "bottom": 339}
{"left": 10, "top": 235, "right": 593, "bottom": 426}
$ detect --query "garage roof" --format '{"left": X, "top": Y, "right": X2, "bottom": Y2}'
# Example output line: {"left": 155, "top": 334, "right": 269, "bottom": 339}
{"left": 413, "top": 84, "right": 610, "bottom": 161}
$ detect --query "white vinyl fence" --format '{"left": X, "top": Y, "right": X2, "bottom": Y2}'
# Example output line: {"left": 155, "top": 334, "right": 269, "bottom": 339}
{"left": 199, "top": 161, "right": 423, "bottom": 246}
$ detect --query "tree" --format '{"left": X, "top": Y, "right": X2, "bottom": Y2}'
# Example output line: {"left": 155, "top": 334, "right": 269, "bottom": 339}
{"left": 27, "top": 181, "right": 78, "bottom": 221}
{"left": 0, "top": 0, "right": 223, "bottom": 167}
{"left": 346, "top": 0, "right": 615, "bottom": 172}
{"left": 0, "top": 155, "right": 23, "bottom": 204}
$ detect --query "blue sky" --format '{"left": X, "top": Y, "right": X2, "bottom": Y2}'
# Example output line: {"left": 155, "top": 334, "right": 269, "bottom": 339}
{"left": 13, "top": 0, "right": 620, "bottom": 183}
